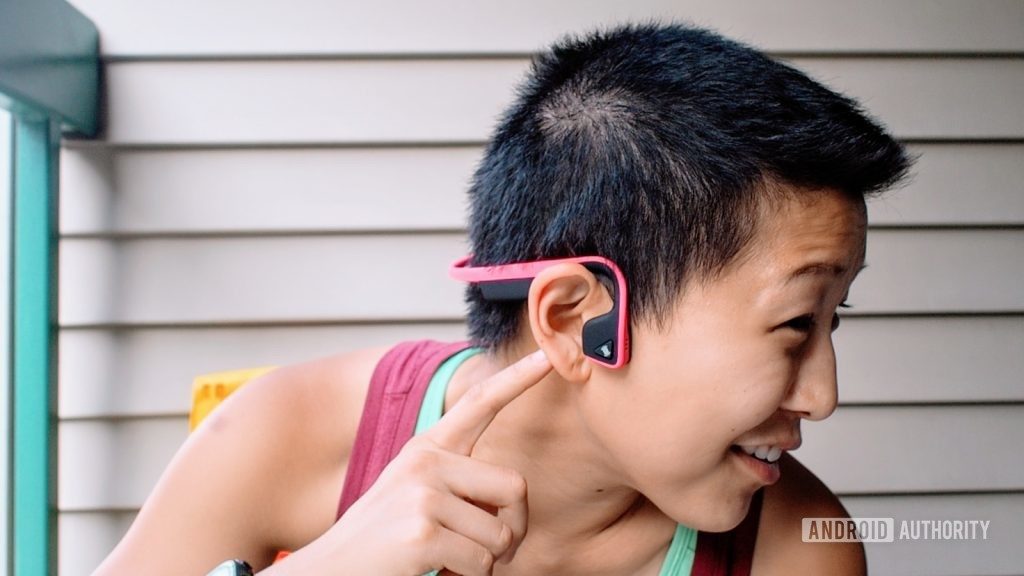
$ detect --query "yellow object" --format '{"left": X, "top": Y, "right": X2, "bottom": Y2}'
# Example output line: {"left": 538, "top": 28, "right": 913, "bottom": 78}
{"left": 189, "top": 366, "right": 277, "bottom": 431}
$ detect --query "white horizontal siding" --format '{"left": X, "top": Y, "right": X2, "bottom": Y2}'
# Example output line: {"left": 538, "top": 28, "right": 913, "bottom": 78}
{"left": 59, "top": 512, "right": 136, "bottom": 576}
{"left": 58, "top": 494, "right": 1024, "bottom": 576}
{"left": 100, "top": 58, "right": 1024, "bottom": 145}
{"left": 801, "top": 405, "right": 1024, "bottom": 494}
{"left": 103, "top": 59, "right": 526, "bottom": 145}
{"left": 59, "top": 146, "right": 479, "bottom": 234}
{"left": 57, "top": 316, "right": 1024, "bottom": 421}
{"left": 58, "top": 323, "right": 468, "bottom": 419}
{"left": 58, "top": 419, "right": 1024, "bottom": 576}
{"left": 834, "top": 316, "right": 1024, "bottom": 404}
{"left": 841, "top": 493, "right": 1024, "bottom": 576}
{"left": 790, "top": 58, "right": 1024, "bottom": 140}
{"left": 58, "top": 234, "right": 469, "bottom": 325}
{"left": 60, "top": 418, "right": 186, "bottom": 511}
{"left": 869, "top": 144, "right": 1024, "bottom": 227}
{"left": 58, "top": 143, "right": 1024, "bottom": 235}
{"left": 849, "top": 230, "right": 1024, "bottom": 313}
{"left": 59, "top": 406, "right": 1024, "bottom": 510}
{"left": 67, "top": 0, "right": 1024, "bottom": 56}
{"left": 58, "top": 230, "right": 1024, "bottom": 326}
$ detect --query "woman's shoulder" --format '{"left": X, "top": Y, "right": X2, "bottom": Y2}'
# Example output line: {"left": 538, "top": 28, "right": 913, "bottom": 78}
{"left": 751, "top": 453, "right": 867, "bottom": 575}
{"left": 93, "top": 344, "right": 394, "bottom": 575}
{"left": 239, "top": 345, "right": 396, "bottom": 541}
{"left": 253, "top": 345, "right": 394, "bottom": 455}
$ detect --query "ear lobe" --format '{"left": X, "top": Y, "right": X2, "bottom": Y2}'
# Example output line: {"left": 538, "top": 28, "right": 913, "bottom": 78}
{"left": 527, "top": 263, "right": 614, "bottom": 382}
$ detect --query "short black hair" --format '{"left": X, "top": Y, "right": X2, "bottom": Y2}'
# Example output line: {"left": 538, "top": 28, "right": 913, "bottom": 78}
{"left": 465, "top": 22, "right": 912, "bottom": 350}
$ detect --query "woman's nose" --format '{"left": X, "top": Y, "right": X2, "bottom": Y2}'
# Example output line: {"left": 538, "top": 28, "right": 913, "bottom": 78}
{"left": 781, "top": 332, "right": 839, "bottom": 421}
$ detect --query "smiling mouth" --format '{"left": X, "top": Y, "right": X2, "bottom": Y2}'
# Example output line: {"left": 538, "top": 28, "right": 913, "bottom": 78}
{"left": 730, "top": 444, "right": 782, "bottom": 464}
{"left": 729, "top": 446, "right": 782, "bottom": 485}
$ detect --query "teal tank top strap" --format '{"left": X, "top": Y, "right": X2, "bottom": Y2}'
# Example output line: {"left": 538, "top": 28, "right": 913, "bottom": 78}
{"left": 413, "top": 345, "right": 697, "bottom": 576}
{"left": 414, "top": 346, "right": 483, "bottom": 435}
{"left": 660, "top": 523, "right": 698, "bottom": 576}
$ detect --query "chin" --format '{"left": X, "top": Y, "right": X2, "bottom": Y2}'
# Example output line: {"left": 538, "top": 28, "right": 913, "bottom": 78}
{"left": 699, "top": 500, "right": 751, "bottom": 532}
{"left": 665, "top": 485, "right": 754, "bottom": 532}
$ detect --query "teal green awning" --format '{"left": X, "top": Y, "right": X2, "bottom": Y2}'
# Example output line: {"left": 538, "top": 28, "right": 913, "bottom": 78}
{"left": 0, "top": 0, "right": 100, "bottom": 136}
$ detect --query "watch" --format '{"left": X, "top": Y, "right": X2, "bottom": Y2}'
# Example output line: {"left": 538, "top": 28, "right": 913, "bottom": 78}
{"left": 206, "top": 559, "right": 254, "bottom": 576}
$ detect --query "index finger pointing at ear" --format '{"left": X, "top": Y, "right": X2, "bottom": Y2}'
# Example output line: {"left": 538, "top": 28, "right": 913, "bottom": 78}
{"left": 425, "top": 349, "right": 551, "bottom": 455}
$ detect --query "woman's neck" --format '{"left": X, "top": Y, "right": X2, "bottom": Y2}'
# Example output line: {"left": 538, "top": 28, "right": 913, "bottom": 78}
{"left": 447, "top": 350, "right": 676, "bottom": 574}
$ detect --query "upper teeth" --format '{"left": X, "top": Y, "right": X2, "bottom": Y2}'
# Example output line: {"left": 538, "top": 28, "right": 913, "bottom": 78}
{"left": 741, "top": 445, "right": 783, "bottom": 463}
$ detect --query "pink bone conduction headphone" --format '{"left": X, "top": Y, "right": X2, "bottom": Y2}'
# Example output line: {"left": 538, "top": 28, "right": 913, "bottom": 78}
{"left": 449, "top": 255, "right": 631, "bottom": 368}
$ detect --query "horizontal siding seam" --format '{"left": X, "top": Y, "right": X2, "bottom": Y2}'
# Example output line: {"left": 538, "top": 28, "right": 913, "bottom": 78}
{"left": 59, "top": 413, "right": 185, "bottom": 423}
{"left": 60, "top": 138, "right": 1024, "bottom": 151}
{"left": 58, "top": 229, "right": 469, "bottom": 240}
{"left": 61, "top": 139, "right": 491, "bottom": 151}
{"left": 60, "top": 137, "right": 1024, "bottom": 150}
{"left": 60, "top": 404, "right": 1024, "bottom": 423}
{"left": 96, "top": 52, "right": 1024, "bottom": 64}
{"left": 56, "top": 489, "right": 1024, "bottom": 514}
{"left": 57, "top": 224, "right": 1024, "bottom": 239}
{"left": 58, "top": 318, "right": 470, "bottom": 330}
{"left": 837, "top": 488, "right": 1024, "bottom": 498}
{"left": 55, "top": 311, "right": 1024, "bottom": 330}
{"left": 59, "top": 400, "right": 1024, "bottom": 422}
{"left": 837, "top": 400, "right": 1024, "bottom": 408}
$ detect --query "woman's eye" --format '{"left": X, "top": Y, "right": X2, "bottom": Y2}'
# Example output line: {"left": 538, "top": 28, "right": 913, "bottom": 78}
{"left": 784, "top": 301, "right": 851, "bottom": 334}
{"left": 787, "top": 312, "right": 844, "bottom": 333}
{"left": 785, "top": 314, "right": 815, "bottom": 332}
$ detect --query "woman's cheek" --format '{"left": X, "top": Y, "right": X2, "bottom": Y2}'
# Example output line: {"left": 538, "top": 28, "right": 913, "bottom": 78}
{"left": 737, "top": 353, "right": 797, "bottom": 419}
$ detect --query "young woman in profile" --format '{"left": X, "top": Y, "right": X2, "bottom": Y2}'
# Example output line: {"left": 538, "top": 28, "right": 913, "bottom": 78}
{"left": 94, "top": 22, "right": 911, "bottom": 576}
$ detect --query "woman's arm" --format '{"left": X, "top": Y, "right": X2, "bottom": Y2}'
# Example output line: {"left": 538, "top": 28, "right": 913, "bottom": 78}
{"left": 92, "top": 347, "right": 385, "bottom": 575}
{"left": 93, "top": 346, "right": 548, "bottom": 576}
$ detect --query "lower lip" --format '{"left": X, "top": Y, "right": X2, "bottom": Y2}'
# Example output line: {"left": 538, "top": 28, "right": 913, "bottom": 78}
{"left": 730, "top": 446, "right": 781, "bottom": 485}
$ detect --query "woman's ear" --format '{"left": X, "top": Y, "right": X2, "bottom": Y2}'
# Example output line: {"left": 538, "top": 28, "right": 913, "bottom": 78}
{"left": 527, "top": 263, "right": 614, "bottom": 383}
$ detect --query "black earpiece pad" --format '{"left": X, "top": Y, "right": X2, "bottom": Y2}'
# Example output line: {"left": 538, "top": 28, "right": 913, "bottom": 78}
{"left": 583, "top": 311, "right": 618, "bottom": 365}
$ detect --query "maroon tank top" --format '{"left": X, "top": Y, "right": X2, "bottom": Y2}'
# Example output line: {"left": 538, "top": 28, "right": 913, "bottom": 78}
{"left": 337, "top": 340, "right": 762, "bottom": 576}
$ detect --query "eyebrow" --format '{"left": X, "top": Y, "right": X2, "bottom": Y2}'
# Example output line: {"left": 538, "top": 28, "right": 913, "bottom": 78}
{"left": 784, "top": 262, "right": 867, "bottom": 285}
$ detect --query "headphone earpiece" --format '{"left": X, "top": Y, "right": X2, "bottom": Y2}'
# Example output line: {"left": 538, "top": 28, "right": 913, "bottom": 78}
{"left": 450, "top": 255, "right": 632, "bottom": 368}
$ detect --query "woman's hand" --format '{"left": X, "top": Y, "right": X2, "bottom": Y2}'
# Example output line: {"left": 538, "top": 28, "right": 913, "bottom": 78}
{"left": 266, "top": 349, "right": 551, "bottom": 576}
